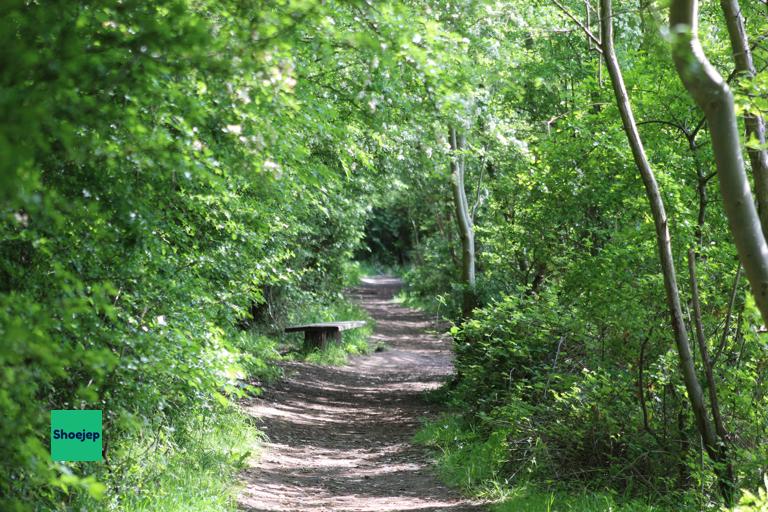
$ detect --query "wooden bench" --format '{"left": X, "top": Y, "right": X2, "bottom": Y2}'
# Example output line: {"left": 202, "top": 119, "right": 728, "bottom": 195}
{"left": 284, "top": 321, "right": 367, "bottom": 351}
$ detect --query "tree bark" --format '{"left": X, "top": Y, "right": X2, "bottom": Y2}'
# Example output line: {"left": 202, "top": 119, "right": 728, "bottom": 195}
{"left": 688, "top": 250, "right": 728, "bottom": 440}
{"left": 671, "top": 0, "right": 768, "bottom": 329}
{"left": 720, "top": 0, "right": 768, "bottom": 240}
{"left": 449, "top": 127, "right": 477, "bottom": 318}
{"left": 600, "top": 0, "right": 727, "bottom": 499}
{"left": 688, "top": 249, "right": 736, "bottom": 504}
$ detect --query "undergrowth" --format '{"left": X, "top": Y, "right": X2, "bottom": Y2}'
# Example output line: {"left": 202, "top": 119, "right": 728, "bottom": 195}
{"left": 491, "top": 489, "right": 669, "bottom": 512}
{"left": 415, "top": 414, "right": 678, "bottom": 512}
{"left": 416, "top": 406, "right": 768, "bottom": 511}
{"left": 65, "top": 405, "right": 261, "bottom": 512}
{"left": 61, "top": 292, "right": 371, "bottom": 511}
{"left": 114, "top": 407, "right": 261, "bottom": 512}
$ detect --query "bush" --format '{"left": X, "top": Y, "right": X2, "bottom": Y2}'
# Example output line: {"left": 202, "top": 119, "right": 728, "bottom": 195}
{"left": 0, "top": 1, "right": 371, "bottom": 508}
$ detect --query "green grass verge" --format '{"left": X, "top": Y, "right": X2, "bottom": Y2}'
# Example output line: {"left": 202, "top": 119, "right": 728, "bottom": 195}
{"left": 415, "top": 414, "right": 680, "bottom": 512}
{"left": 302, "top": 327, "right": 372, "bottom": 365}
{"left": 65, "top": 406, "right": 262, "bottom": 512}
{"left": 117, "top": 408, "right": 262, "bottom": 512}
{"left": 491, "top": 489, "right": 669, "bottom": 512}
{"left": 393, "top": 289, "right": 445, "bottom": 315}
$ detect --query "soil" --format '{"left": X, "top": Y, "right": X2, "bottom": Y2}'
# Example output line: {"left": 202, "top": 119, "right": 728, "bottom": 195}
{"left": 238, "top": 276, "right": 487, "bottom": 512}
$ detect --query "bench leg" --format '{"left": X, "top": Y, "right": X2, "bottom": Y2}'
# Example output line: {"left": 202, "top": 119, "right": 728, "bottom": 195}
{"left": 303, "top": 330, "right": 324, "bottom": 351}
{"left": 303, "top": 329, "right": 341, "bottom": 351}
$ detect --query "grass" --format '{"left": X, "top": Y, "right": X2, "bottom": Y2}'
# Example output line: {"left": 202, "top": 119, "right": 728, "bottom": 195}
{"left": 117, "top": 407, "right": 262, "bottom": 512}
{"left": 303, "top": 328, "right": 372, "bottom": 365}
{"left": 491, "top": 489, "right": 669, "bottom": 512}
{"left": 67, "top": 406, "right": 262, "bottom": 512}
{"left": 415, "top": 414, "right": 682, "bottom": 512}
{"left": 414, "top": 415, "right": 508, "bottom": 492}
{"left": 232, "top": 331, "right": 284, "bottom": 383}
{"left": 393, "top": 274, "right": 454, "bottom": 320}
{"left": 394, "top": 288, "right": 447, "bottom": 317}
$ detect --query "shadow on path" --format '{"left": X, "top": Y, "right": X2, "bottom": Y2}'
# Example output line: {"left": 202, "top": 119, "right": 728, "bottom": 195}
{"left": 238, "top": 276, "right": 486, "bottom": 512}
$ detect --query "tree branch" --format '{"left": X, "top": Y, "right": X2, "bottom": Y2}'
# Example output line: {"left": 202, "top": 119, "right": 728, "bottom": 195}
{"left": 553, "top": 0, "right": 604, "bottom": 51}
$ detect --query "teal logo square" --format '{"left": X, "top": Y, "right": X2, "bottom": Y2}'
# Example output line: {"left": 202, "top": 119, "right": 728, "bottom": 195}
{"left": 51, "top": 410, "right": 102, "bottom": 462}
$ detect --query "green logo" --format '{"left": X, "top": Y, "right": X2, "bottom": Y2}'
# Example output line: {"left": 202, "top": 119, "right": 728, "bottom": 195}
{"left": 51, "top": 410, "right": 102, "bottom": 462}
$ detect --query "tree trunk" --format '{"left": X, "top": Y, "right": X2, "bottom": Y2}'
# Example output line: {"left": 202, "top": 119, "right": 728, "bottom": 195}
{"left": 688, "top": 251, "right": 731, "bottom": 441}
{"left": 688, "top": 249, "right": 736, "bottom": 504}
{"left": 600, "top": 0, "right": 730, "bottom": 501}
{"left": 449, "top": 127, "right": 477, "bottom": 318}
{"left": 720, "top": 0, "right": 768, "bottom": 240}
{"left": 671, "top": 0, "right": 768, "bottom": 330}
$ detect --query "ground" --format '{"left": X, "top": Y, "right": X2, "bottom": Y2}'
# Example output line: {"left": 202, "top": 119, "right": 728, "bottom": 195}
{"left": 238, "top": 276, "right": 486, "bottom": 512}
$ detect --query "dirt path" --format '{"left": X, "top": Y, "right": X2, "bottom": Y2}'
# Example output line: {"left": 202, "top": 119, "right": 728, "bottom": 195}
{"left": 238, "top": 276, "right": 486, "bottom": 512}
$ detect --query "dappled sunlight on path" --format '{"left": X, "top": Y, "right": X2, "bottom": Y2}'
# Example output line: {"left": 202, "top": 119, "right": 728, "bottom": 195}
{"left": 238, "top": 276, "right": 485, "bottom": 512}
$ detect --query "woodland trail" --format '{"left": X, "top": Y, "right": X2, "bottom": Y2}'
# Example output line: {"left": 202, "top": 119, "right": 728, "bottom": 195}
{"left": 238, "top": 276, "right": 486, "bottom": 512}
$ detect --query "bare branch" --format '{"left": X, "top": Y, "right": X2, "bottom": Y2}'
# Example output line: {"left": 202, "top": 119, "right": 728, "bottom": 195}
{"left": 637, "top": 119, "right": 691, "bottom": 139}
{"left": 553, "top": 0, "right": 604, "bottom": 51}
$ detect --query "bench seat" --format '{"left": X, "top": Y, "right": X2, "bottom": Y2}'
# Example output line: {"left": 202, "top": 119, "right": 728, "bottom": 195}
{"left": 285, "top": 321, "right": 367, "bottom": 350}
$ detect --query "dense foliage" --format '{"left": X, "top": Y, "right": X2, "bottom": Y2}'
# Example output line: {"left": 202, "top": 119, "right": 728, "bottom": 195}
{"left": 4, "top": 0, "right": 768, "bottom": 510}
{"left": 394, "top": 0, "right": 768, "bottom": 510}
{"left": 1, "top": 1, "right": 381, "bottom": 510}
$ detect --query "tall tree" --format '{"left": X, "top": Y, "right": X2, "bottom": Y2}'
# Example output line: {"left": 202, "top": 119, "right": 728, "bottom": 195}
{"left": 600, "top": 0, "right": 732, "bottom": 503}
{"left": 670, "top": 0, "right": 768, "bottom": 329}
{"left": 720, "top": 0, "right": 768, "bottom": 240}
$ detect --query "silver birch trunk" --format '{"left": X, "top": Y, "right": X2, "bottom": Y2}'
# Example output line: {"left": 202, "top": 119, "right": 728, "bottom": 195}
{"left": 720, "top": 0, "right": 768, "bottom": 240}
{"left": 670, "top": 0, "right": 768, "bottom": 329}
{"left": 449, "top": 127, "right": 476, "bottom": 317}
